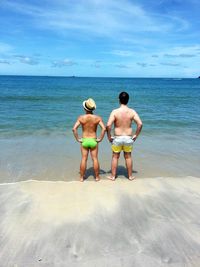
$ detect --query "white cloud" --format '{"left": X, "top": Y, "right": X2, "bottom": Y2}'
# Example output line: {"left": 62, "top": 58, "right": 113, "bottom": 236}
{"left": 14, "top": 55, "right": 39, "bottom": 65}
{"left": 0, "top": 59, "right": 11, "bottom": 64}
{"left": 160, "top": 62, "right": 181, "bottom": 66}
{"left": 150, "top": 45, "right": 200, "bottom": 63}
{"left": 52, "top": 59, "right": 77, "bottom": 67}
{"left": 165, "top": 45, "right": 200, "bottom": 56}
{"left": 115, "top": 64, "right": 129, "bottom": 68}
{"left": 2, "top": 0, "right": 189, "bottom": 39}
{"left": 137, "top": 62, "right": 147, "bottom": 67}
{"left": 111, "top": 50, "right": 133, "bottom": 57}
{"left": 136, "top": 62, "right": 157, "bottom": 67}
{"left": 164, "top": 53, "right": 196, "bottom": 58}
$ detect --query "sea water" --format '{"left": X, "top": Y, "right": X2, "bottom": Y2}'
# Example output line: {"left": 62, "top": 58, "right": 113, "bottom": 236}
{"left": 0, "top": 75, "right": 200, "bottom": 182}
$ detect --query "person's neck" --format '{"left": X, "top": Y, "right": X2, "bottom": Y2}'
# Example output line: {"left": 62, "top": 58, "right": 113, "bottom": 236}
{"left": 120, "top": 104, "right": 127, "bottom": 108}
{"left": 86, "top": 111, "right": 93, "bottom": 114}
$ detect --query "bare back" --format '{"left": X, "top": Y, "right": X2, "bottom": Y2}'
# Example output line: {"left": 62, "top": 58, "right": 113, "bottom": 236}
{"left": 113, "top": 106, "right": 135, "bottom": 135}
{"left": 79, "top": 114, "right": 101, "bottom": 138}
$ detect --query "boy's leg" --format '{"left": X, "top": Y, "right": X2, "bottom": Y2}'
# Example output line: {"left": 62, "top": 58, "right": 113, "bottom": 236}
{"left": 80, "top": 146, "right": 89, "bottom": 182}
{"left": 124, "top": 152, "right": 135, "bottom": 180}
{"left": 108, "top": 152, "right": 120, "bottom": 181}
{"left": 90, "top": 145, "right": 100, "bottom": 181}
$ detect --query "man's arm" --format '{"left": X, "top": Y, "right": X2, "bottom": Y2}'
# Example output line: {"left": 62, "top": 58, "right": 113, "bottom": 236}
{"left": 72, "top": 117, "right": 82, "bottom": 142}
{"left": 96, "top": 117, "right": 106, "bottom": 142}
{"left": 132, "top": 111, "right": 143, "bottom": 141}
{"left": 106, "top": 111, "right": 115, "bottom": 142}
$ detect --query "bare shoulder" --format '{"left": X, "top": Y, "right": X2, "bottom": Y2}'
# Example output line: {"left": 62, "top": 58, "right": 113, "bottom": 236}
{"left": 127, "top": 108, "right": 137, "bottom": 118}
{"left": 78, "top": 115, "right": 85, "bottom": 122}
{"left": 95, "top": 114, "right": 103, "bottom": 121}
{"left": 130, "top": 108, "right": 142, "bottom": 123}
{"left": 129, "top": 107, "right": 137, "bottom": 114}
{"left": 111, "top": 108, "right": 119, "bottom": 115}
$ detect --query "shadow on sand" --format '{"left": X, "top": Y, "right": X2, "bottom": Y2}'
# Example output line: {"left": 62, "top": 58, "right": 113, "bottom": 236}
{"left": 83, "top": 167, "right": 107, "bottom": 181}
{"left": 83, "top": 165, "right": 138, "bottom": 181}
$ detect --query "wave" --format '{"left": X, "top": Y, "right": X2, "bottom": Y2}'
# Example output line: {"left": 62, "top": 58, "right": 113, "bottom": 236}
{"left": 0, "top": 176, "right": 199, "bottom": 186}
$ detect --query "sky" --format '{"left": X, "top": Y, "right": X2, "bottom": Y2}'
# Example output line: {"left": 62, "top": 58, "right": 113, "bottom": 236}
{"left": 0, "top": 0, "right": 200, "bottom": 77}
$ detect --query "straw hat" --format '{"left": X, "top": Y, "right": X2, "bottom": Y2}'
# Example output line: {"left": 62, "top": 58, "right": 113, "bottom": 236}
{"left": 82, "top": 98, "right": 96, "bottom": 111}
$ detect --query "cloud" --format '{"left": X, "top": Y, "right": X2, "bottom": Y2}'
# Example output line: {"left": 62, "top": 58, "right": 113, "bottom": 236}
{"left": 152, "top": 45, "right": 200, "bottom": 63}
{"left": 14, "top": 55, "right": 39, "bottom": 65}
{"left": 137, "top": 62, "right": 147, "bottom": 67}
{"left": 152, "top": 54, "right": 159, "bottom": 58}
{"left": 163, "top": 45, "right": 200, "bottom": 57}
{"left": 52, "top": 59, "right": 77, "bottom": 68}
{"left": 115, "top": 64, "right": 129, "bottom": 68}
{"left": 164, "top": 53, "right": 196, "bottom": 58}
{"left": 111, "top": 50, "right": 133, "bottom": 57}
{"left": 160, "top": 62, "right": 181, "bottom": 66}
{"left": 2, "top": 0, "right": 189, "bottom": 40}
{"left": 0, "top": 59, "right": 11, "bottom": 64}
{"left": 136, "top": 62, "right": 157, "bottom": 67}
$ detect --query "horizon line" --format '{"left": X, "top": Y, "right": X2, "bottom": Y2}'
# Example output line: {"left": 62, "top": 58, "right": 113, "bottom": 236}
{"left": 0, "top": 74, "right": 198, "bottom": 79}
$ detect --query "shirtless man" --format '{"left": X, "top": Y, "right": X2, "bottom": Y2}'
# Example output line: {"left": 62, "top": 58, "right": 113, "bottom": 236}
{"left": 106, "top": 92, "right": 143, "bottom": 180}
{"left": 72, "top": 98, "right": 106, "bottom": 182}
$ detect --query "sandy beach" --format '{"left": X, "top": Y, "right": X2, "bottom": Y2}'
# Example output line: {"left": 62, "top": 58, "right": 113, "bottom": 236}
{"left": 0, "top": 176, "right": 200, "bottom": 267}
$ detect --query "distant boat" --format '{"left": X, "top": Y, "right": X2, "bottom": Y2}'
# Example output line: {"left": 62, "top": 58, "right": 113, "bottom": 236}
{"left": 198, "top": 76, "right": 200, "bottom": 79}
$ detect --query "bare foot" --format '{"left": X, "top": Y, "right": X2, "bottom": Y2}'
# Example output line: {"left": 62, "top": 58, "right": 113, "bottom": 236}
{"left": 107, "top": 176, "right": 116, "bottom": 181}
{"left": 80, "top": 177, "right": 84, "bottom": 182}
{"left": 128, "top": 176, "right": 135, "bottom": 181}
{"left": 95, "top": 177, "right": 100, "bottom": 182}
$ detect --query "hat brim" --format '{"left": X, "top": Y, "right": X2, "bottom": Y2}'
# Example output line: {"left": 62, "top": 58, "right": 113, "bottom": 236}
{"left": 82, "top": 101, "right": 96, "bottom": 111}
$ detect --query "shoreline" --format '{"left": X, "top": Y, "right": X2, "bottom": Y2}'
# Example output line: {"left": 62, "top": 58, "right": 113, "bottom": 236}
{"left": 0, "top": 175, "right": 199, "bottom": 185}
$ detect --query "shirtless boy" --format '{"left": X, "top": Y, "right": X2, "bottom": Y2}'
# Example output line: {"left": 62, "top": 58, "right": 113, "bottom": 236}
{"left": 73, "top": 98, "right": 106, "bottom": 182}
{"left": 106, "top": 92, "right": 143, "bottom": 180}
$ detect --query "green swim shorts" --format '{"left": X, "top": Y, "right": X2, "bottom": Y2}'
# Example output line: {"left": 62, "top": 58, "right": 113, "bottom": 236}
{"left": 82, "top": 138, "right": 97, "bottom": 149}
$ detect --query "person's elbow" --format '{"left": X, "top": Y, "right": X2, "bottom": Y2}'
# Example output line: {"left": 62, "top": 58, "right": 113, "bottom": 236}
{"left": 106, "top": 124, "right": 111, "bottom": 132}
{"left": 138, "top": 122, "right": 143, "bottom": 129}
{"left": 102, "top": 126, "right": 106, "bottom": 132}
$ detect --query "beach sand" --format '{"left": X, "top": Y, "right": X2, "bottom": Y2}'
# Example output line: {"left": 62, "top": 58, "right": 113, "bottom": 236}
{"left": 0, "top": 176, "right": 200, "bottom": 267}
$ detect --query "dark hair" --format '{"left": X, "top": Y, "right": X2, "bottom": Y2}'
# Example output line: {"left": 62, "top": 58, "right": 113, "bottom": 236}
{"left": 119, "top": 92, "right": 129, "bottom": 104}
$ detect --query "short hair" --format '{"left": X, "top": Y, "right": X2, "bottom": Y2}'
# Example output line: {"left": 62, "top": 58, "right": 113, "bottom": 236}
{"left": 119, "top": 92, "right": 129, "bottom": 104}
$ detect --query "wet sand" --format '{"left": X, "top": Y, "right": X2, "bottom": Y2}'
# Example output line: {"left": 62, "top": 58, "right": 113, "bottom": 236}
{"left": 1, "top": 135, "right": 200, "bottom": 184}
{"left": 0, "top": 176, "right": 200, "bottom": 267}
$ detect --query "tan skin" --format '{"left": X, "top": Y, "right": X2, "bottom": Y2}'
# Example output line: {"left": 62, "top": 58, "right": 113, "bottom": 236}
{"left": 73, "top": 109, "right": 106, "bottom": 182}
{"left": 107, "top": 104, "right": 143, "bottom": 181}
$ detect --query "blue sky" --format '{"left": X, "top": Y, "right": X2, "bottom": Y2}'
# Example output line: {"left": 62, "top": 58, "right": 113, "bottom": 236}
{"left": 0, "top": 0, "right": 199, "bottom": 77}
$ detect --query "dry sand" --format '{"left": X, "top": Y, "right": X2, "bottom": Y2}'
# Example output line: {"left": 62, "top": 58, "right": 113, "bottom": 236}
{"left": 0, "top": 177, "right": 200, "bottom": 267}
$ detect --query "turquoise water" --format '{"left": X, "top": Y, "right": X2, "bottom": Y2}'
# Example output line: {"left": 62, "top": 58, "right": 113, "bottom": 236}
{"left": 1, "top": 75, "right": 200, "bottom": 181}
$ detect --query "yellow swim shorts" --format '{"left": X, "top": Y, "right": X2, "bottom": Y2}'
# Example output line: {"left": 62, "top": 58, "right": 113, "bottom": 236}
{"left": 111, "top": 136, "right": 134, "bottom": 153}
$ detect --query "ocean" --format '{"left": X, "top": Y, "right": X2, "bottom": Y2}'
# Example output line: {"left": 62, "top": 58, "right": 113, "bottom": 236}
{"left": 0, "top": 75, "right": 200, "bottom": 182}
